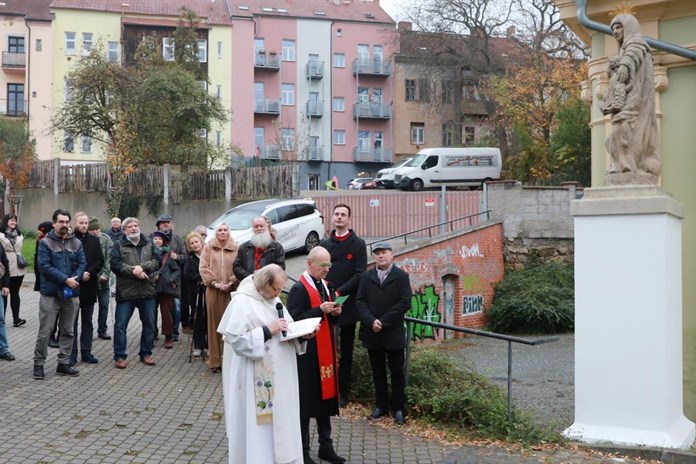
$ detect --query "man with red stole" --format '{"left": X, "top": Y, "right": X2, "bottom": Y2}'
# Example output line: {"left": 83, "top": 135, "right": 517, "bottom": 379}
{"left": 288, "top": 246, "right": 345, "bottom": 464}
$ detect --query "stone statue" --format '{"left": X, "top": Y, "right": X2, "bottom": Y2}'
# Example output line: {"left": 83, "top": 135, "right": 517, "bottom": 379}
{"left": 600, "top": 14, "right": 662, "bottom": 185}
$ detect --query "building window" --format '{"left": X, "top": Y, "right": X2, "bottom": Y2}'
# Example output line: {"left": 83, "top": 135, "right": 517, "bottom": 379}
{"left": 442, "top": 123, "right": 458, "bottom": 147}
{"left": 217, "top": 41, "right": 222, "bottom": 59}
{"left": 442, "top": 81, "right": 453, "bottom": 103}
{"left": 7, "top": 83, "right": 24, "bottom": 116}
{"left": 281, "top": 128, "right": 295, "bottom": 150}
{"left": 65, "top": 32, "right": 76, "bottom": 55}
{"left": 197, "top": 39, "right": 207, "bottom": 62}
{"left": 216, "top": 130, "right": 222, "bottom": 147}
{"left": 405, "top": 79, "right": 416, "bottom": 102}
{"left": 333, "top": 130, "right": 345, "bottom": 145}
{"left": 464, "top": 126, "right": 476, "bottom": 144}
{"left": 463, "top": 84, "right": 480, "bottom": 100}
{"left": 418, "top": 79, "right": 430, "bottom": 102}
{"left": 411, "top": 123, "right": 424, "bottom": 145}
{"left": 281, "top": 83, "right": 294, "bottom": 106}
{"left": 282, "top": 40, "right": 295, "bottom": 62}
{"left": 64, "top": 80, "right": 74, "bottom": 102}
{"left": 163, "top": 37, "right": 175, "bottom": 61}
{"left": 82, "top": 32, "right": 93, "bottom": 54}
{"left": 81, "top": 133, "right": 92, "bottom": 153}
{"left": 63, "top": 132, "right": 75, "bottom": 153}
{"left": 333, "top": 97, "right": 345, "bottom": 112}
{"left": 333, "top": 53, "right": 345, "bottom": 68}
{"left": 8, "top": 36, "right": 25, "bottom": 54}
{"left": 216, "top": 84, "right": 222, "bottom": 100}
{"left": 36, "top": 38, "right": 42, "bottom": 52}
{"left": 108, "top": 41, "right": 119, "bottom": 63}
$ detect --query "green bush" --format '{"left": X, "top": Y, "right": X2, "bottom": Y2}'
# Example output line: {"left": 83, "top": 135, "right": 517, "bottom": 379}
{"left": 488, "top": 262, "right": 574, "bottom": 334}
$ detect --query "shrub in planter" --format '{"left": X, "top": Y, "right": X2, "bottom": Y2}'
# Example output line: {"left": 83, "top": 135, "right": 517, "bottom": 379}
{"left": 488, "top": 262, "right": 574, "bottom": 334}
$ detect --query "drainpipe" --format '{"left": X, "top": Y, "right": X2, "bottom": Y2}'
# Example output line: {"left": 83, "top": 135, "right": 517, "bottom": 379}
{"left": 576, "top": 0, "right": 696, "bottom": 61}
{"left": 24, "top": 15, "right": 31, "bottom": 119}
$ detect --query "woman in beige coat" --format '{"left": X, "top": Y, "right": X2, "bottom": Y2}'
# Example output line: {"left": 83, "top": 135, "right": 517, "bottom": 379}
{"left": 199, "top": 223, "right": 238, "bottom": 373}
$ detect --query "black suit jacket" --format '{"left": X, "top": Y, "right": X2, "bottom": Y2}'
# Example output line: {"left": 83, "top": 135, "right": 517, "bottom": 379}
{"left": 356, "top": 265, "right": 412, "bottom": 350}
{"left": 75, "top": 231, "right": 104, "bottom": 304}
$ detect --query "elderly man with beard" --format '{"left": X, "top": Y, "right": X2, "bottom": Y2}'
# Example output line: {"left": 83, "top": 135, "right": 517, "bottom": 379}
{"left": 233, "top": 216, "right": 286, "bottom": 282}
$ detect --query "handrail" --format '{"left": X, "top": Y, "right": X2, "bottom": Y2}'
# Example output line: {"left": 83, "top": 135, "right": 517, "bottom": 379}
{"left": 404, "top": 317, "right": 558, "bottom": 421}
{"left": 366, "top": 210, "right": 492, "bottom": 248}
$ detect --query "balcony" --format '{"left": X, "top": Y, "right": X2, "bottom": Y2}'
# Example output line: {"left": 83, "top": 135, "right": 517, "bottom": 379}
{"left": 352, "top": 102, "right": 391, "bottom": 119}
{"left": 353, "top": 147, "right": 392, "bottom": 163}
{"left": 254, "top": 99, "right": 281, "bottom": 115}
{"left": 2, "top": 52, "right": 26, "bottom": 72}
{"left": 352, "top": 58, "right": 392, "bottom": 77}
{"left": 307, "top": 145, "right": 324, "bottom": 161}
{"left": 306, "top": 100, "right": 324, "bottom": 118}
{"left": 306, "top": 61, "right": 324, "bottom": 80}
{"left": 254, "top": 52, "right": 280, "bottom": 71}
{"left": 259, "top": 145, "right": 280, "bottom": 160}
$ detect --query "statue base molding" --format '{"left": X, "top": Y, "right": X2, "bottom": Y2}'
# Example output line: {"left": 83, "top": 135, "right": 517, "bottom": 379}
{"left": 565, "top": 186, "right": 695, "bottom": 449}
{"left": 605, "top": 171, "right": 660, "bottom": 186}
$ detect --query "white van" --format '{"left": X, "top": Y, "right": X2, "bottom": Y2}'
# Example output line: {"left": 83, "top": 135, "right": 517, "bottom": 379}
{"left": 393, "top": 147, "right": 502, "bottom": 191}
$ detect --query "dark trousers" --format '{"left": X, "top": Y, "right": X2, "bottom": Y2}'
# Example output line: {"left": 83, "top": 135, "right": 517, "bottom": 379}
{"left": 157, "top": 294, "right": 174, "bottom": 339}
{"left": 97, "top": 286, "right": 110, "bottom": 335}
{"left": 192, "top": 286, "right": 207, "bottom": 350}
{"left": 2, "top": 275, "right": 24, "bottom": 322}
{"left": 300, "top": 415, "right": 332, "bottom": 453}
{"left": 71, "top": 299, "right": 95, "bottom": 357}
{"left": 368, "top": 348, "right": 406, "bottom": 412}
{"left": 338, "top": 322, "right": 357, "bottom": 396}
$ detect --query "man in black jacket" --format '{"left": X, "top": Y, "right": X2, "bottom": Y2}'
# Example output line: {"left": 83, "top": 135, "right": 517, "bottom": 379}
{"left": 288, "top": 246, "right": 345, "bottom": 464}
{"left": 319, "top": 203, "right": 366, "bottom": 407}
{"left": 233, "top": 216, "right": 285, "bottom": 281}
{"left": 68, "top": 212, "right": 104, "bottom": 366}
{"left": 356, "top": 241, "right": 412, "bottom": 425}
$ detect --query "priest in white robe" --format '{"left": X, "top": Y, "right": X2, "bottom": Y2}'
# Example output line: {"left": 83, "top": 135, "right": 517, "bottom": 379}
{"left": 218, "top": 264, "right": 313, "bottom": 464}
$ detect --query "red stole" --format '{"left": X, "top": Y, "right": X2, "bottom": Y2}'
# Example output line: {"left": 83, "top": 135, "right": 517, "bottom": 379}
{"left": 300, "top": 274, "right": 338, "bottom": 400}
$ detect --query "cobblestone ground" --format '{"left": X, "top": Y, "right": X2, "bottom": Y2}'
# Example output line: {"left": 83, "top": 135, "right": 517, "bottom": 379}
{"left": 0, "top": 279, "right": 664, "bottom": 463}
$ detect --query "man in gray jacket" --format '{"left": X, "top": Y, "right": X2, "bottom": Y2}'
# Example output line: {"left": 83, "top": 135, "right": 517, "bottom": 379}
{"left": 110, "top": 217, "right": 161, "bottom": 369}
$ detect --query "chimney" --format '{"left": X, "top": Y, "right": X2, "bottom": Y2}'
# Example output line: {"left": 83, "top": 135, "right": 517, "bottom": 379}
{"left": 506, "top": 25, "right": 516, "bottom": 37}
{"left": 398, "top": 21, "right": 412, "bottom": 31}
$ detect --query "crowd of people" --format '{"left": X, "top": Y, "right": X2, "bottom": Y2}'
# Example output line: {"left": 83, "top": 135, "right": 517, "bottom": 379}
{"left": 0, "top": 203, "right": 413, "bottom": 464}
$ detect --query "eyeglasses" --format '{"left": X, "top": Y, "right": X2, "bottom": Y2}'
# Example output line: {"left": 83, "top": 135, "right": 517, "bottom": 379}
{"left": 312, "top": 261, "right": 332, "bottom": 268}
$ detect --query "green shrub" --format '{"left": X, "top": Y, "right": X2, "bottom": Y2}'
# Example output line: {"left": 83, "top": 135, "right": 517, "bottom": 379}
{"left": 488, "top": 262, "right": 574, "bottom": 334}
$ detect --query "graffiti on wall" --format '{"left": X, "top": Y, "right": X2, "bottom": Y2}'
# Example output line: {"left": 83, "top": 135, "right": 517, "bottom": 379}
{"left": 463, "top": 294, "right": 484, "bottom": 314}
{"left": 462, "top": 274, "right": 485, "bottom": 315}
{"left": 408, "top": 285, "right": 440, "bottom": 340}
{"left": 460, "top": 243, "right": 484, "bottom": 259}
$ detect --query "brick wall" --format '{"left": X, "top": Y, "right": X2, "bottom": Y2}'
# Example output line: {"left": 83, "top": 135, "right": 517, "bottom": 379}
{"left": 376, "top": 221, "right": 504, "bottom": 342}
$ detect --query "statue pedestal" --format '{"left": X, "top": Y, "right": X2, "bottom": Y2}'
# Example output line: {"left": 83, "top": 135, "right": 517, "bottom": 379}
{"left": 564, "top": 185, "right": 695, "bottom": 449}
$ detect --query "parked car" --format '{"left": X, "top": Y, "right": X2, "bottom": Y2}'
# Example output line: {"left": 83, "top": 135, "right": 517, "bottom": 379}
{"left": 375, "top": 158, "right": 412, "bottom": 189}
{"left": 347, "top": 178, "right": 375, "bottom": 190}
{"left": 206, "top": 199, "right": 324, "bottom": 253}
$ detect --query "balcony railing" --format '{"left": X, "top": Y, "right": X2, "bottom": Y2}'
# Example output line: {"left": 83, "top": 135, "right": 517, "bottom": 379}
{"left": 307, "top": 145, "right": 324, "bottom": 161}
{"left": 0, "top": 98, "right": 27, "bottom": 117}
{"left": 352, "top": 58, "right": 392, "bottom": 77}
{"left": 2, "top": 51, "right": 26, "bottom": 69}
{"left": 306, "top": 61, "right": 324, "bottom": 79}
{"left": 352, "top": 102, "right": 391, "bottom": 119}
{"left": 306, "top": 100, "right": 324, "bottom": 118}
{"left": 353, "top": 147, "right": 392, "bottom": 163}
{"left": 254, "top": 53, "right": 280, "bottom": 70}
{"left": 259, "top": 145, "right": 280, "bottom": 160}
{"left": 254, "top": 99, "right": 281, "bottom": 115}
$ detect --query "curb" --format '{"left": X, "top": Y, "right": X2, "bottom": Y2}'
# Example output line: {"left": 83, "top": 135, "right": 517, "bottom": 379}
{"left": 585, "top": 444, "right": 696, "bottom": 464}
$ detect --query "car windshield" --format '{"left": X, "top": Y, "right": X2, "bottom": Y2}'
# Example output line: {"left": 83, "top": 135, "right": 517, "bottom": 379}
{"left": 209, "top": 204, "right": 268, "bottom": 231}
{"left": 405, "top": 154, "right": 427, "bottom": 167}
{"left": 396, "top": 158, "right": 412, "bottom": 168}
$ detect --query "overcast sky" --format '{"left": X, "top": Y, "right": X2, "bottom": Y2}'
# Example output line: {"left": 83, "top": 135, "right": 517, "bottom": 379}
{"left": 379, "top": 0, "right": 408, "bottom": 21}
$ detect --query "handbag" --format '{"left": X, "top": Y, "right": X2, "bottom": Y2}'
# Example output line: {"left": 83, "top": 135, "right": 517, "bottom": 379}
{"left": 16, "top": 254, "right": 28, "bottom": 269}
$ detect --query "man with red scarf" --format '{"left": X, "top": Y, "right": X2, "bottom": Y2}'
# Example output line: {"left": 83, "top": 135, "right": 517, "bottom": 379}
{"left": 288, "top": 246, "right": 345, "bottom": 464}
{"left": 233, "top": 216, "right": 286, "bottom": 282}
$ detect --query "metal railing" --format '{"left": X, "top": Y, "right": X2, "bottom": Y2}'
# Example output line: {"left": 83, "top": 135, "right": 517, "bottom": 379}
{"left": 366, "top": 210, "right": 492, "bottom": 248}
{"left": 405, "top": 317, "right": 558, "bottom": 420}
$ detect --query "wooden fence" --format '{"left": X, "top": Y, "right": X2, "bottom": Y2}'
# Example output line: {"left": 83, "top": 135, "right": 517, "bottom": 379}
{"left": 24, "top": 159, "right": 298, "bottom": 202}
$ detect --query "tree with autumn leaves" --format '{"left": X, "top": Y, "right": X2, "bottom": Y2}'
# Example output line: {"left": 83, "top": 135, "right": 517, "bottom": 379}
{"left": 0, "top": 117, "right": 36, "bottom": 215}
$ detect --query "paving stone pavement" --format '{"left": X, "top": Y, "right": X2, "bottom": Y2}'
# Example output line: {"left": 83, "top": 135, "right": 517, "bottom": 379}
{"left": 0, "top": 278, "right": 663, "bottom": 463}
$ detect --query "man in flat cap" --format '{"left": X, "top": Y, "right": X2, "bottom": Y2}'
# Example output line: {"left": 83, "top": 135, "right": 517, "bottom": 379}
{"left": 154, "top": 214, "right": 185, "bottom": 340}
{"left": 356, "top": 241, "right": 412, "bottom": 425}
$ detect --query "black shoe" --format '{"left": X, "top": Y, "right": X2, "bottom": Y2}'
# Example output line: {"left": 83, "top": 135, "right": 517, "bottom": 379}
{"left": 368, "top": 407, "right": 388, "bottom": 420}
{"left": 394, "top": 410, "right": 405, "bottom": 425}
{"left": 0, "top": 351, "right": 15, "bottom": 361}
{"left": 13, "top": 318, "right": 26, "bottom": 327}
{"left": 48, "top": 338, "right": 59, "bottom": 349}
{"left": 56, "top": 363, "right": 79, "bottom": 377}
{"left": 67, "top": 355, "right": 77, "bottom": 367}
{"left": 338, "top": 394, "right": 348, "bottom": 408}
{"left": 33, "top": 365, "right": 45, "bottom": 380}
{"left": 82, "top": 353, "right": 99, "bottom": 364}
{"left": 318, "top": 446, "right": 346, "bottom": 464}
{"left": 303, "top": 453, "right": 317, "bottom": 464}
{"left": 97, "top": 333, "right": 112, "bottom": 340}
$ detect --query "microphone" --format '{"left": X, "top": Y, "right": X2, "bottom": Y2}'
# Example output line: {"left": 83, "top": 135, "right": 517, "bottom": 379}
{"left": 276, "top": 302, "right": 287, "bottom": 337}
